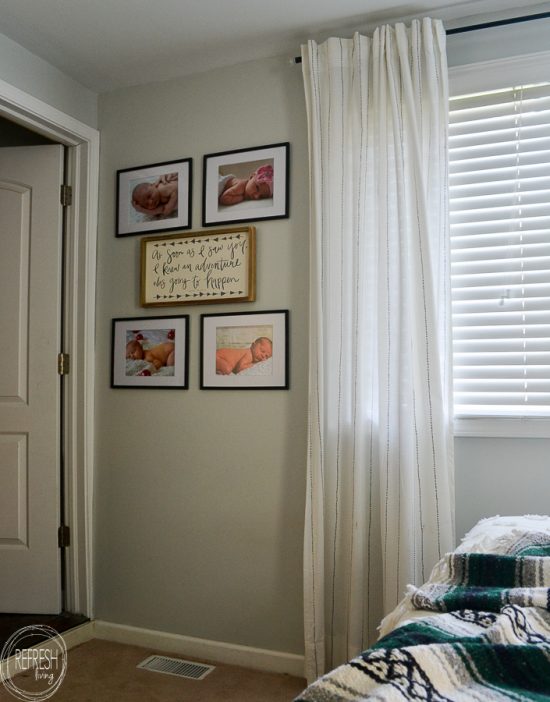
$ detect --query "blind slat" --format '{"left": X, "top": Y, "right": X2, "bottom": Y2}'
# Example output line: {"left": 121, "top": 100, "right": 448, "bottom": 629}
{"left": 451, "top": 218, "right": 550, "bottom": 236}
{"left": 453, "top": 298, "right": 550, "bottom": 313}
{"left": 452, "top": 242, "right": 550, "bottom": 258}
{"left": 451, "top": 176, "right": 550, "bottom": 198}
{"left": 454, "top": 365, "right": 550, "bottom": 379}
{"left": 450, "top": 123, "right": 550, "bottom": 149}
{"left": 450, "top": 163, "right": 550, "bottom": 187}
{"left": 452, "top": 231, "right": 550, "bottom": 249}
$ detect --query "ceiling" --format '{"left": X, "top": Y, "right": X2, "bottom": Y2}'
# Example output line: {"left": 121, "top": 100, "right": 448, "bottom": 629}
{"left": 0, "top": 0, "right": 547, "bottom": 93}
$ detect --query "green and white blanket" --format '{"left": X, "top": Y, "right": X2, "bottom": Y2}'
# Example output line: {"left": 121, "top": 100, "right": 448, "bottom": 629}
{"left": 296, "top": 534, "right": 550, "bottom": 701}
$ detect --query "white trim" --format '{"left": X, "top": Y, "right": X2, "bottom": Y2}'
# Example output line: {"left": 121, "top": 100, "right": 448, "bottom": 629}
{"left": 454, "top": 417, "right": 550, "bottom": 439}
{"left": 56, "top": 621, "right": 95, "bottom": 649}
{"left": 0, "top": 622, "right": 95, "bottom": 681}
{"left": 449, "top": 50, "right": 550, "bottom": 96}
{"left": 0, "top": 78, "right": 98, "bottom": 618}
{"left": 93, "top": 620, "right": 305, "bottom": 678}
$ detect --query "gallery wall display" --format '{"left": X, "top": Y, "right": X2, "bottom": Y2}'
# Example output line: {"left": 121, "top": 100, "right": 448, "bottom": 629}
{"left": 200, "top": 310, "right": 289, "bottom": 389}
{"left": 116, "top": 158, "right": 192, "bottom": 236}
{"left": 140, "top": 226, "right": 256, "bottom": 306}
{"left": 111, "top": 315, "right": 189, "bottom": 388}
{"left": 202, "top": 143, "right": 289, "bottom": 227}
{"left": 112, "top": 141, "right": 292, "bottom": 390}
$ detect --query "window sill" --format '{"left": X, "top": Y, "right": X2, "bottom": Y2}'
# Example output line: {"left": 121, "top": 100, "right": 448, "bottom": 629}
{"left": 453, "top": 417, "right": 550, "bottom": 439}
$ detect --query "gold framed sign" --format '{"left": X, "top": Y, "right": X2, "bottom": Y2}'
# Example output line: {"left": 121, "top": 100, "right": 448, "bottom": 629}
{"left": 140, "top": 226, "right": 256, "bottom": 306}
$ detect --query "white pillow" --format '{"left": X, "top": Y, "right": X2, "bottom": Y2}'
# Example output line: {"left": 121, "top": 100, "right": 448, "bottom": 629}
{"left": 457, "top": 514, "right": 550, "bottom": 553}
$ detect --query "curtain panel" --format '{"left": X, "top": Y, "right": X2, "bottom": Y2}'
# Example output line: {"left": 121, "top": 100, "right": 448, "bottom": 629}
{"left": 301, "top": 18, "right": 455, "bottom": 683}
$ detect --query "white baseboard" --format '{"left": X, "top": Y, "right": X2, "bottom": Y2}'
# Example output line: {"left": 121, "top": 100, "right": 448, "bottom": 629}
{"left": 93, "top": 620, "right": 305, "bottom": 678}
{"left": 60, "top": 621, "right": 95, "bottom": 649}
{"left": 1, "top": 621, "right": 95, "bottom": 681}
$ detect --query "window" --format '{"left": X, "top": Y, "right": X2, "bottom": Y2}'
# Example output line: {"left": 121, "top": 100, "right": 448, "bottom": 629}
{"left": 449, "top": 82, "right": 550, "bottom": 430}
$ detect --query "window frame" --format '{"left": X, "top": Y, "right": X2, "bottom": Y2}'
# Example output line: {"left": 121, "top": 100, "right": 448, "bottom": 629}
{"left": 449, "top": 51, "right": 550, "bottom": 438}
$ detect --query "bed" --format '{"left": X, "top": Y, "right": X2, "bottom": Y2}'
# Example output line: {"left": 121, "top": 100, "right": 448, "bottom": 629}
{"left": 296, "top": 515, "right": 550, "bottom": 701}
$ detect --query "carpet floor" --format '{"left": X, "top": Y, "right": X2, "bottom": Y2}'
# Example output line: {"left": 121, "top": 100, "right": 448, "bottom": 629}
{"left": 0, "top": 638, "right": 307, "bottom": 701}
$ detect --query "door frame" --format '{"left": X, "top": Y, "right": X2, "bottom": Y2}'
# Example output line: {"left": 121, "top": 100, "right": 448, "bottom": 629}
{"left": 0, "top": 78, "right": 98, "bottom": 617}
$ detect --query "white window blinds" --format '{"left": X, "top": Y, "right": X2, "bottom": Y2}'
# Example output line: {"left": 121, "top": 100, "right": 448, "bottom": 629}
{"left": 449, "top": 83, "right": 550, "bottom": 418}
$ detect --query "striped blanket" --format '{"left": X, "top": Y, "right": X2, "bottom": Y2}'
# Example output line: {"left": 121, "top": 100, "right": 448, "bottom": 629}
{"left": 296, "top": 534, "right": 550, "bottom": 701}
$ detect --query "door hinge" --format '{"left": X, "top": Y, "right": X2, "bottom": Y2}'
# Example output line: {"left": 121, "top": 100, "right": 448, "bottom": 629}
{"left": 60, "top": 184, "right": 72, "bottom": 207}
{"left": 57, "top": 353, "right": 70, "bottom": 375}
{"left": 58, "top": 525, "right": 70, "bottom": 548}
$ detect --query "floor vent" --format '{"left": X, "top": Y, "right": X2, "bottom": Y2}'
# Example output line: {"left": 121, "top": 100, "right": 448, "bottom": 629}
{"left": 137, "top": 655, "right": 215, "bottom": 680}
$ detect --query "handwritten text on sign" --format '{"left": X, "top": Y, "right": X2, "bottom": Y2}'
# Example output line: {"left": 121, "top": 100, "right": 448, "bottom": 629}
{"left": 141, "top": 227, "right": 256, "bottom": 306}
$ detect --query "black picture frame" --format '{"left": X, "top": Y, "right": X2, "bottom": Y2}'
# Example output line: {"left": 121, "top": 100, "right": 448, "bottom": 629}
{"left": 116, "top": 157, "right": 192, "bottom": 237}
{"left": 200, "top": 310, "right": 289, "bottom": 389}
{"left": 111, "top": 315, "right": 189, "bottom": 388}
{"left": 202, "top": 142, "right": 289, "bottom": 227}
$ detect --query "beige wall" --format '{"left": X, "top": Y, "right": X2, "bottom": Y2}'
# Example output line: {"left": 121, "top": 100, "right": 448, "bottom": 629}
{"left": 454, "top": 437, "right": 550, "bottom": 540}
{"left": 95, "top": 56, "right": 308, "bottom": 654}
{"left": 0, "top": 31, "right": 97, "bottom": 127}
{"left": 94, "top": 24, "right": 550, "bottom": 658}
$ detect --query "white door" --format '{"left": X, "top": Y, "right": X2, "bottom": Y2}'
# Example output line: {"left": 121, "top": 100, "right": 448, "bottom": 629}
{"left": 0, "top": 145, "right": 64, "bottom": 613}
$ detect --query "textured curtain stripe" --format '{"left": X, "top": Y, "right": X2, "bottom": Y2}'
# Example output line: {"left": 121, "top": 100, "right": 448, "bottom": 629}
{"left": 412, "top": 390, "right": 426, "bottom": 581}
{"left": 328, "top": 39, "right": 346, "bottom": 669}
{"left": 347, "top": 37, "right": 365, "bottom": 655}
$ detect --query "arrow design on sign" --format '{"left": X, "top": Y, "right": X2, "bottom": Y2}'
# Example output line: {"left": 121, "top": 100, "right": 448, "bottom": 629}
{"left": 154, "top": 290, "right": 246, "bottom": 300}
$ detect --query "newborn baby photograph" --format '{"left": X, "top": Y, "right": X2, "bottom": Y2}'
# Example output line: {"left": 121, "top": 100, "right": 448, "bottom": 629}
{"left": 215, "top": 324, "right": 274, "bottom": 377}
{"left": 125, "top": 328, "right": 176, "bottom": 377}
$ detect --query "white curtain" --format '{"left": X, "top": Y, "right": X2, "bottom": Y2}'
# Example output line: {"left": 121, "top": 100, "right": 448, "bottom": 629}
{"left": 302, "top": 19, "right": 455, "bottom": 683}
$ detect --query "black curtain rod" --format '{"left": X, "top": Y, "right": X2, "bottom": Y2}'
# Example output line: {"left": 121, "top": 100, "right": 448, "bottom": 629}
{"left": 446, "top": 10, "right": 550, "bottom": 35}
{"left": 294, "top": 11, "right": 550, "bottom": 63}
